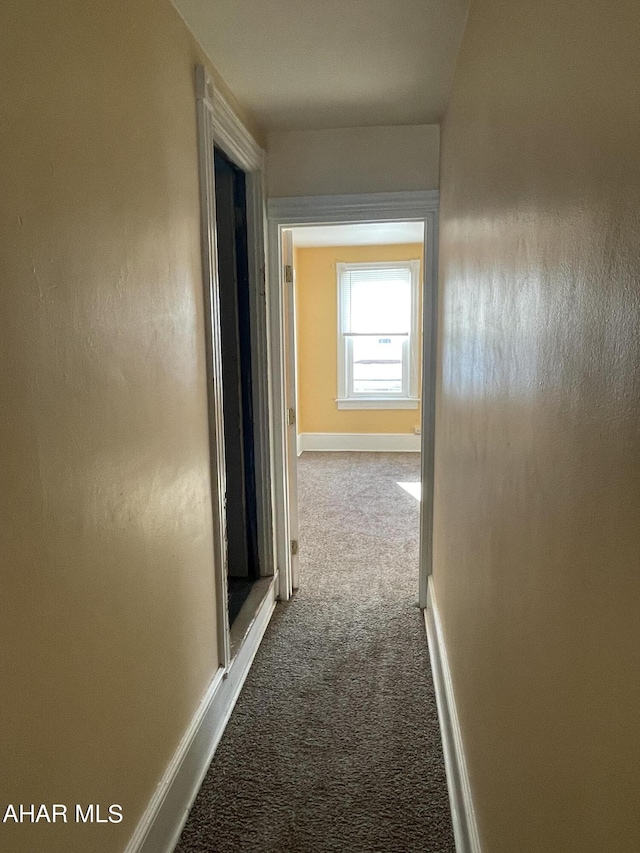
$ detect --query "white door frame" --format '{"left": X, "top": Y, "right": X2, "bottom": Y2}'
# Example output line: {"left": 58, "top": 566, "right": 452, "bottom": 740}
{"left": 281, "top": 229, "right": 301, "bottom": 590}
{"left": 266, "top": 191, "right": 439, "bottom": 606}
{"left": 195, "top": 65, "right": 275, "bottom": 669}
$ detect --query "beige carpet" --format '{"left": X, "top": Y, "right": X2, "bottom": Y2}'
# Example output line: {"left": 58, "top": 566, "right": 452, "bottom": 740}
{"left": 176, "top": 452, "right": 455, "bottom": 853}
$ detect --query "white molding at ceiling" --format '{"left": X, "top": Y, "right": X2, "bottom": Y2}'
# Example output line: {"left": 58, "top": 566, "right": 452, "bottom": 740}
{"left": 425, "top": 577, "right": 482, "bottom": 853}
{"left": 267, "top": 190, "right": 439, "bottom": 224}
{"left": 195, "top": 65, "right": 264, "bottom": 173}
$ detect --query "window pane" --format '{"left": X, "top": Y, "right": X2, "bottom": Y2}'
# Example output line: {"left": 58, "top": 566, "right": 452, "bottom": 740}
{"left": 352, "top": 336, "right": 403, "bottom": 394}
{"left": 349, "top": 277, "right": 411, "bottom": 335}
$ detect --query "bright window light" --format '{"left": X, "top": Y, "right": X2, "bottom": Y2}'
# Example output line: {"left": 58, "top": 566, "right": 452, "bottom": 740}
{"left": 336, "top": 261, "right": 421, "bottom": 408}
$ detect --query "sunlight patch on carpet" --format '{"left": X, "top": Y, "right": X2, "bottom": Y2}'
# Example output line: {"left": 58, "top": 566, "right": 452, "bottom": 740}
{"left": 397, "top": 481, "right": 421, "bottom": 500}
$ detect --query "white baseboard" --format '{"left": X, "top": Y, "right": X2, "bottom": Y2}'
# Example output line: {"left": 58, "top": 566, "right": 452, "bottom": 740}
{"left": 298, "top": 432, "right": 420, "bottom": 453}
{"left": 424, "top": 577, "right": 482, "bottom": 853}
{"left": 124, "top": 578, "right": 277, "bottom": 853}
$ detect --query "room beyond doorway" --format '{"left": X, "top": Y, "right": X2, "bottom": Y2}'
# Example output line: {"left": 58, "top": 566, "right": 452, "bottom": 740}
{"left": 291, "top": 221, "right": 425, "bottom": 452}
{"left": 285, "top": 220, "right": 425, "bottom": 595}
{"left": 267, "top": 190, "right": 439, "bottom": 606}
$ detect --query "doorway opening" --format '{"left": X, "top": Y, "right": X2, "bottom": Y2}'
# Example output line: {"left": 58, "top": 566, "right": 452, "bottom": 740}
{"left": 214, "top": 147, "right": 260, "bottom": 626}
{"left": 283, "top": 221, "right": 426, "bottom": 597}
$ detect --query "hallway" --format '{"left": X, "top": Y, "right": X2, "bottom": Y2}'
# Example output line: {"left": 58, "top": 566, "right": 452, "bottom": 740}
{"left": 177, "top": 452, "right": 454, "bottom": 853}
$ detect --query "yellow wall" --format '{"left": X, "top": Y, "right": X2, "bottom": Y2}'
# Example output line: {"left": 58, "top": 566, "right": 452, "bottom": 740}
{"left": 295, "top": 244, "right": 423, "bottom": 434}
{"left": 435, "top": 1, "right": 640, "bottom": 851}
{"left": 0, "top": 1, "right": 258, "bottom": 851}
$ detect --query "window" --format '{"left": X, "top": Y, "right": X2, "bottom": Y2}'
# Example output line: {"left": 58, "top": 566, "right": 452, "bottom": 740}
{"left": 336, "top": 260, "right": 420, "bottom": 409}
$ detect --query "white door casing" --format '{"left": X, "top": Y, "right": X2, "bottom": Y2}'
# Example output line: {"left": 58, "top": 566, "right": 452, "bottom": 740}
{"left": 195, "top": 64, "right": 275, "bottom": 666}
{"left": 282, "top": 230, "right": 300, "bottom": 590}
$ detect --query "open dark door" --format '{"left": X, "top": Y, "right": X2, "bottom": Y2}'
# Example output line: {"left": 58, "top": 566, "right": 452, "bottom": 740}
{"left": 214, "top": 147, "right": 260, "bottom": 624}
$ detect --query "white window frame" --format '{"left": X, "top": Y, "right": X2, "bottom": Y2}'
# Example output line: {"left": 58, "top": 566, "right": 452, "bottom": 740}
{"left": 336, "top": 260, "right": 421, "bottom": 410}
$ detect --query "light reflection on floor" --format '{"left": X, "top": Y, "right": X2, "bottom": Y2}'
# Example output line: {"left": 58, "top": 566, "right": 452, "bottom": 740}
{"left": 397, "top": 481, "right": 421, "bottom": 500}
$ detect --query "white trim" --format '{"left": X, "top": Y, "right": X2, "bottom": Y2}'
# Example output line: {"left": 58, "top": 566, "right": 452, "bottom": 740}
{"left": 124, "top": 579, "right": 277, "bottom": 853}
{"left": 195, "top": 67, "right": 263, "bottom": 173}
{"left": 418, "top": 207, "right": 439, "bottom": 608}
{"left": 424, "top": 578, "right": 482, "bottom": 853}
{"left": 268, "top": 192, "right": 438, "bottom": 603}
{"left": 267, "top": 219, "right": 291, "bottom": 601}
{"left": 268, "top": 190, "right": 439, "bottom": 223}
{"left": 282, "top": 230, "right": 300, "bottom": 591}
{"left": 195, "top": 63, "right": 275, "bottom": 667}
{"left": 245, "top": 173, "right": 275, "bottom": 582}
{"left": 336, "top": 398, "right": 419, "bottom": 410}
{"left": 198, "top": 67, "right": 274, "bottom": 584}
{"left": 298, "top": 433, "right": 420, "bottom": 453}
{"left": 195, "top": 66, "right": 231, "bottom": 668}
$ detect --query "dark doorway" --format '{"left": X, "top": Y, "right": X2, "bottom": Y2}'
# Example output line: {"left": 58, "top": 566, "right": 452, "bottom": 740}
{"left": 214, "top": 147, "right": 260, "bottom": 625}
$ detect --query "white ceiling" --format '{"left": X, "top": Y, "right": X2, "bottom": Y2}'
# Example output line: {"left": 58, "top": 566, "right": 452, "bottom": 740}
{"left": 172, "top": 0, "right": 469, "bottom": 130}
{"left": 291, "top": 222, "right": 424, "bottom": 248}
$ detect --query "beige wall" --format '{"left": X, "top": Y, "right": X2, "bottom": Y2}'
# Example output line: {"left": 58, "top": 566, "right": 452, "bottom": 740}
{"left": 266, "top": 125, "right": 439, "bottom": 197}
{"left": 0, "top": 1, "right": 253, "bottom": 850}
{"left": 434, "top": 1, "right": 640, "bottom": 852}
{"left": 295, "top": 244, "right": 423, "bottom": 435}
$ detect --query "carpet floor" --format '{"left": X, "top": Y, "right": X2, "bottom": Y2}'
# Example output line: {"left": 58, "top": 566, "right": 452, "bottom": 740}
{"left": 176, "top": 452, "right": 455, "bottom": 853}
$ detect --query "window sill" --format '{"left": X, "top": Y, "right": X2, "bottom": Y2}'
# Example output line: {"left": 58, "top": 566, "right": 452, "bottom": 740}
{"left": 336, "top": 397, "right": 420, "bottom": 410}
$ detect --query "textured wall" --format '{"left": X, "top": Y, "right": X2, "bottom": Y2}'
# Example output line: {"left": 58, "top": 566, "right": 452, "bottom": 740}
{"left": 434, "top": 1, "right": 640, "bottom": 851}
{"left": 0, "top": 1, "right": 247, "bottom": 850}
{"left": 266, "top": 126, "right": 439, "bottom": 197}
{"left": 295, "top": 244, "right": 423, "bottom": 435}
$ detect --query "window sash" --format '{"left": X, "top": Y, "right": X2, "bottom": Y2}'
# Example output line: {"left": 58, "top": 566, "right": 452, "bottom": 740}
{"left": 339, "top": 265, "right": 412, "bottom": 337}
{"left": 345, "top": 336, "right": 409, "bottom": 398}
{"left": 337, "top": 261, "right": 420, "bottom": 402}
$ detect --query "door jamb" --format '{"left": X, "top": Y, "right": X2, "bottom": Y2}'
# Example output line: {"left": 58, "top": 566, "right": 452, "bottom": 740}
{"left": 195, "top": 65, "right": 274, "bottom": 670}
{"left": 266, "top": 191, "right": 439, "bottom": 606}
